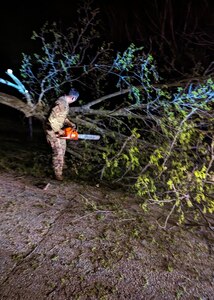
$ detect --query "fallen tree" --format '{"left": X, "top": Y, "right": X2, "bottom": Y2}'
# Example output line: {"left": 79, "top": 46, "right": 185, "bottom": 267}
{"left": 0, "top": 1, "right": 213, "bottom": 225}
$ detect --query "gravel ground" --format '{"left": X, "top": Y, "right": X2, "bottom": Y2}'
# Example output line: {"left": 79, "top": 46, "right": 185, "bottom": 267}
{"left": 0, "top": 171, "right": 213, "bottom": 300}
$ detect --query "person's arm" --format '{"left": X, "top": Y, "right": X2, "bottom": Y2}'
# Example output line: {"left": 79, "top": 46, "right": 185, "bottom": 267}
{"left": 64, "top": 118, "right": 76, "bottom": 129}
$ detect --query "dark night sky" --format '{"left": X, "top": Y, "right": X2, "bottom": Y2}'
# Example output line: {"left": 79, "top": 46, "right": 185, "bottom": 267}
{"left": 0, "top": 0, "right": 213, "bottom": 73}
{"left": 0, "top": 0, "right": 213, "bottom": 127}
{"left": 0, "top": 1, "right": 78, "bottom": 69}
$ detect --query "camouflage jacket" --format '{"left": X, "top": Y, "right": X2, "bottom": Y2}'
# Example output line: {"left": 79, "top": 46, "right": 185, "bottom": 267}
{"left": 46, "top": 96, "right": 71, "bottom": 133}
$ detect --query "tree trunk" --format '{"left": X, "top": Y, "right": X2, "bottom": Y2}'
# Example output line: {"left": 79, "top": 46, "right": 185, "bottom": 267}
{"left": 0, "top": 92, "right": 46, "bottom": 121}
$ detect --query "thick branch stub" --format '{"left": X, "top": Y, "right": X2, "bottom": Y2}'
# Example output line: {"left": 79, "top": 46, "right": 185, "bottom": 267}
{"left": 0, "top": 69, "right": 33, "bottom": 107}
{"left": 0, "top": 92, "right": 45, "bottom": 120}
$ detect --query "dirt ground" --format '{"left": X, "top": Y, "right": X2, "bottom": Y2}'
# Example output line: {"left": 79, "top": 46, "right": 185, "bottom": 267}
{"left": 0, "top": 170, "right": 213, "bottom": 300}
{"left": 0, "top": 106, "right": 214, "bottom": 299}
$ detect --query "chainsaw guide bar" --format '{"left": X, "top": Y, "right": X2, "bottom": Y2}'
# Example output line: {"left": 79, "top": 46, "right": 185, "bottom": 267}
{"left": 61, "top": 134, "right": 100, "bottom": 140}
{"left": 60, "top": 127, "right": 100, "bottom": 140}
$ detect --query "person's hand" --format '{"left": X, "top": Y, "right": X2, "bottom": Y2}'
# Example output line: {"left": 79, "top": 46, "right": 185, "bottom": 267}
{"left": 70, "top": 123, "right": 76, "bottom": 130}
{"left": 56, "top": 129, "right": 65, "bottom": 137}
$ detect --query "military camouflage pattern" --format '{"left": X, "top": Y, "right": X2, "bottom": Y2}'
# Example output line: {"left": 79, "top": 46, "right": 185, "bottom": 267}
{"left": 48, "top": 96, "right": 70, "bottom": 132}
{"left": 46, "top": 131, "right": 66, "bottom": 179}
{"left": 45, "top": 96, "right": 73, "bottom": 179}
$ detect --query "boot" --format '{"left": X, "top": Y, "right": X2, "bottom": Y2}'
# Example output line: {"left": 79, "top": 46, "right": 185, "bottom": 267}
{"left": 55, "top": 174, "right": 63, "bottom": 181}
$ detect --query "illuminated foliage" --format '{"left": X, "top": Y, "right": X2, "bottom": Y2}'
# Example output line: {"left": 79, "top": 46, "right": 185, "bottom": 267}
{"left": 100, "top": 78, "right": 214, "bottom": 223}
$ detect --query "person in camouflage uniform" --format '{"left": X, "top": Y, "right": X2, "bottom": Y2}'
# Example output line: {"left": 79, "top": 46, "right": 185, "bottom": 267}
{"left": 45, "top": 88, "right": 79, "bottom": 181}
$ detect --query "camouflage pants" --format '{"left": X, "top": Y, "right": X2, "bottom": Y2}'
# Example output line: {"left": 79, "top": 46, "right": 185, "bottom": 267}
{"left": 46, "top": 130, "right": 66, "bottom": 178}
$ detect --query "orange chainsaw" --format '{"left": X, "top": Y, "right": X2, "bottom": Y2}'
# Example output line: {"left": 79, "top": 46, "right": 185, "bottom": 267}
{"left": 60, "top": 127, "right": 100, "bottom": 140}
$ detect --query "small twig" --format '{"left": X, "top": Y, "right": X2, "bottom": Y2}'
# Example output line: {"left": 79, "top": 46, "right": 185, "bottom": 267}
{"left": 43, "top": 183, "right": 51, "bottom": 191}
{"left": 194, "top": 203, "right": 214, "bottom": 232}
{"left": 156, "top": 201, "right": 177, "bottom": 230}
